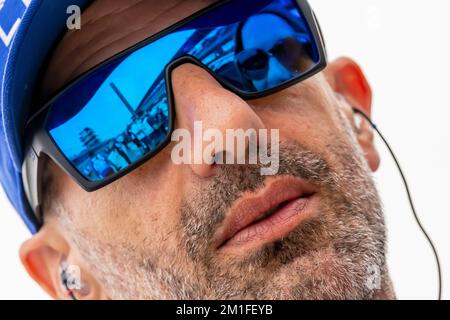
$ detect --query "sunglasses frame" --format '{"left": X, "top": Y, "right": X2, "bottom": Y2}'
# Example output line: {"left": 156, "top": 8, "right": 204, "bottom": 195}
{"left": 22, "top": 0, "right": 327, "bottom": 222}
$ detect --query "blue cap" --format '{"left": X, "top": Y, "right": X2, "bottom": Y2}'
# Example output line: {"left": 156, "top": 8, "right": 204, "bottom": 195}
{"left": 0, "top": 0, "right": 92, "bottom": 234}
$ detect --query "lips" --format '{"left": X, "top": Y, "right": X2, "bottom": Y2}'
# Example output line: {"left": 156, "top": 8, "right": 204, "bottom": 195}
{"left": 213, "top": 177, "right": 318, "bottom": 252}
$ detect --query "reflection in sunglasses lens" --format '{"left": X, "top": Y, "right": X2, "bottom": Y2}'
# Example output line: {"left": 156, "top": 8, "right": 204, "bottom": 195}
{"left": 236, "top": 49, "right": 270, "bottom": 80}
{"left": 46, "top": 0, "right": 320, "bottom": 182}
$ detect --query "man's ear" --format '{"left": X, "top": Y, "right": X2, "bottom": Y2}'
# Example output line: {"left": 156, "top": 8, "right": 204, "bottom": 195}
{"left": 19, "top": 218, "right": 107, "bottom": 300}
{"left": 324, "top": 57, "right": 380, "bottom": 171}
{"left": 324, "top": 57, "right": 372, "bottom": 114}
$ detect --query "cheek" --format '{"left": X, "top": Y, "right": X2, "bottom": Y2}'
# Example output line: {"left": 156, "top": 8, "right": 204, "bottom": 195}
{"left": 122, "top": 154, "right": 185, "bottom": 240}
{"left": 253, "top": 76, "right": 344, "bottom": 155}
{"left": 60, "top": 147, "right": 185, "bottom": 247}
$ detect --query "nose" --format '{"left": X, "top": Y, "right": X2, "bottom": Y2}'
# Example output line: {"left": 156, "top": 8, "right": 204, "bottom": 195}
{"left": 170, "top": 63, "right": 265, "bottom": 177}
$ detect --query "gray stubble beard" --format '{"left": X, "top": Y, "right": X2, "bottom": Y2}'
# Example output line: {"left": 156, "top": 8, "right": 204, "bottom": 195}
{"left": 61, "top": 109, "right": 393, "bottom": 300}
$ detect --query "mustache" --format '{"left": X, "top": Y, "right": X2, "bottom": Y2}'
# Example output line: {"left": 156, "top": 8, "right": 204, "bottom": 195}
{"left": 181, "top": 142, "right": 336, "bottom": 256}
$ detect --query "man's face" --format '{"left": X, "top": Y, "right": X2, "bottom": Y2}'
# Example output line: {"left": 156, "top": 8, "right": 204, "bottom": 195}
{"left": 37, "top": 0, "right": 390, "bottom": 299}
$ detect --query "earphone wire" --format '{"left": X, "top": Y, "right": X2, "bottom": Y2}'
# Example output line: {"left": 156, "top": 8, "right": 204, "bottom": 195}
{"left": 353, "top": 108, "right": 442, "bottom": 300}
{"left": 65, "top": 284, "right": 78, "bottom": 301}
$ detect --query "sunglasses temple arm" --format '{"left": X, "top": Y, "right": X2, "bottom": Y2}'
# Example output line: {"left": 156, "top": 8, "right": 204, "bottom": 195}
{"left": 22, "top": 143, "right": 43, "bottom": 225}
{"left": 311, "top": 9, "right": 327, "bottom": 61}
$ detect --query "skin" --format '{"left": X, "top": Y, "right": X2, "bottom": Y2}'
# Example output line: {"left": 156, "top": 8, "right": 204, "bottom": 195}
{"left": 20, "top": 0, "right": 395, "bottom": 300}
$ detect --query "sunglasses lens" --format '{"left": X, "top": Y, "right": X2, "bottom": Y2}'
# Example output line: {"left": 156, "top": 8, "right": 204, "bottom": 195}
{"left": 190, "top": 0, "right": 320, "bottom": 92}
{"left": 270, "top": 34, "right": 317, "bottom": 73}
{"left": 46, "top": 48, "right": 171, "bottom": 182}
{"left": 236, "top": 49, "right": 270, "bottom": 80}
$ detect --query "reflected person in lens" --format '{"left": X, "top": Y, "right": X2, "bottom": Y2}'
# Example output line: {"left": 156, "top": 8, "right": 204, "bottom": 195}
{"left": 236, "top": 3, "right": 316, "bottom": 91}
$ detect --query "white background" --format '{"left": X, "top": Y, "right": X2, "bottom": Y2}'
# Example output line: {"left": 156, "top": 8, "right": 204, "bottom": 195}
{"left": 0, "top": 0, "right": 449, "bottom": 299}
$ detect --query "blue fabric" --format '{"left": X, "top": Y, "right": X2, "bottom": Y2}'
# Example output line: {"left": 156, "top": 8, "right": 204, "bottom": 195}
{"left": 0, "top": 0, "right": 92, "bottom": 233}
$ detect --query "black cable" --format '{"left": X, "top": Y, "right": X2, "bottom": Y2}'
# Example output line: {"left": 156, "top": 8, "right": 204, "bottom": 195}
{"left": 65, "top": 286, "right": 78, "bottom": 301}
{"left": 353, "top": 108, "right": 442, "bottom": 300}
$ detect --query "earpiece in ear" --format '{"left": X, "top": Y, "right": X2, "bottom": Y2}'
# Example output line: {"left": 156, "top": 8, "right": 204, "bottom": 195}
{"left": 354, "top": 112, "right": 363, "bottom": 132}
{"left": 334, "top": 92, "right": 364, "bottom": 133}
{"left": 60, "top": 260, "right": 78, "bottom": 300}
{"left": 60, "top": 258, "right": 90, "bottom": 300}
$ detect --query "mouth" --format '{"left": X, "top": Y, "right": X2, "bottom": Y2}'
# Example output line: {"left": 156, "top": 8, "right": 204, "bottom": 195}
{"left": 214, "top": 177, "right": 319, "bottom": 253}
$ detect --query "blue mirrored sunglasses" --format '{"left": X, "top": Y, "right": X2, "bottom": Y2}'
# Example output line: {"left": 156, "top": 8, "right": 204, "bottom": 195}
{"left": 22, "top": 0, "right": 326, "bottom": 219}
